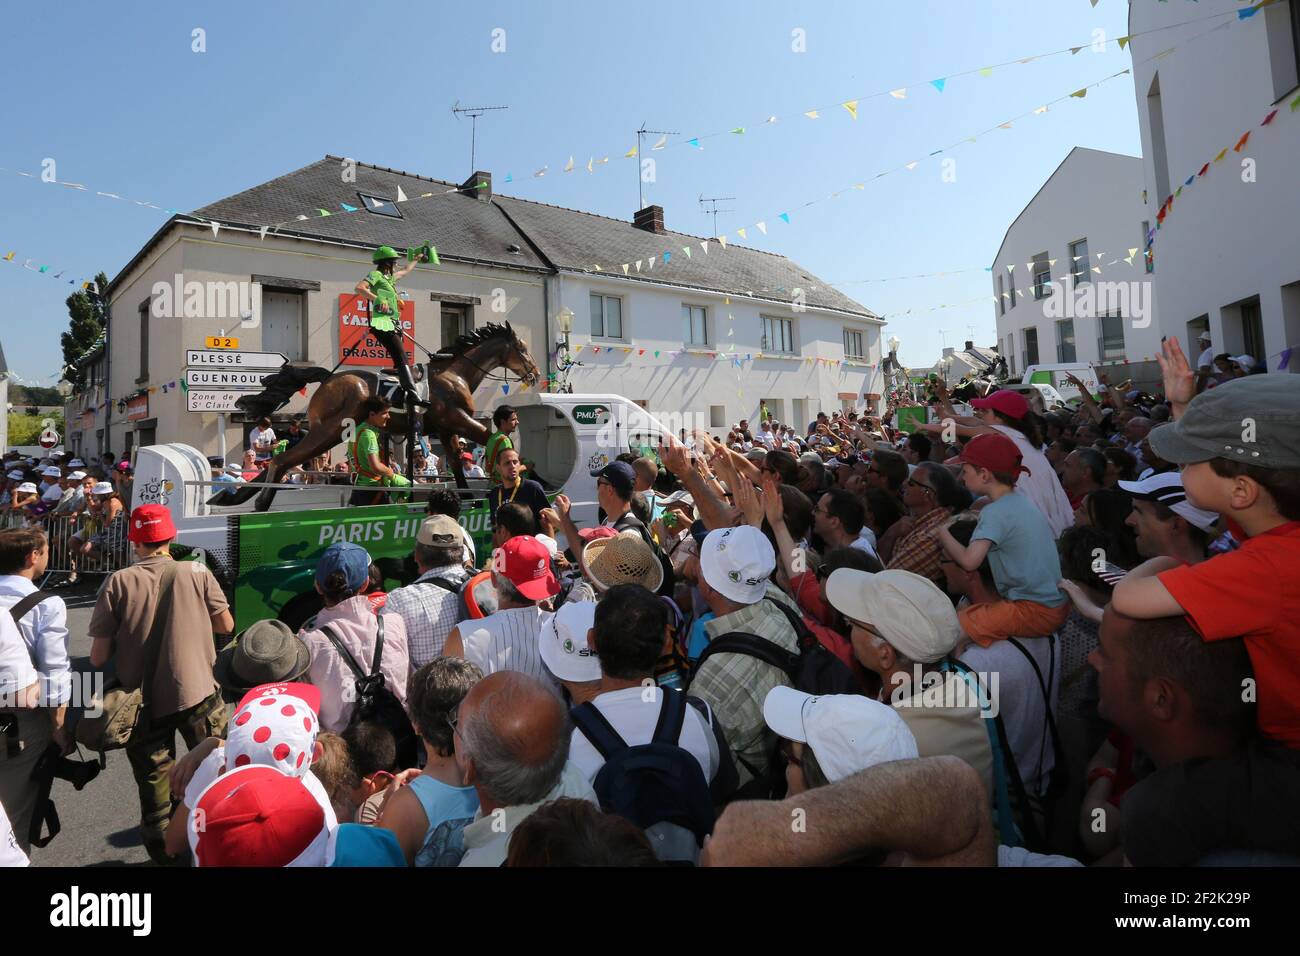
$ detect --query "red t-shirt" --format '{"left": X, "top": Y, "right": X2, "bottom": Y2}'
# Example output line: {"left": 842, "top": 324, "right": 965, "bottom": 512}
{"left": 788, "top": 570, "right": 871, "bottom": 691}
{"left": 1159, "top": 520, "right": 1300, "bottom": 749}
{"left": 789, "top": 570, "right": 832, "bottom": 626}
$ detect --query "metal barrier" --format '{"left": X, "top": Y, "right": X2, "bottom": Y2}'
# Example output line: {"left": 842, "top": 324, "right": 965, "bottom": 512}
{"left": 35, "top": 510, "right": 133, "bottom": 584}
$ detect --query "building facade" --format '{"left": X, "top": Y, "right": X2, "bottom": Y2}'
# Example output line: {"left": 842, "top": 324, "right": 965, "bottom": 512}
{"left": 63, "top": 158, "right": 880, "bottom": 462}
{"left": 1130, "top": 0, "right": 1300, "bottom": 371}
{"left": 991, "top": 147, "right": 1156, "bottom": 377}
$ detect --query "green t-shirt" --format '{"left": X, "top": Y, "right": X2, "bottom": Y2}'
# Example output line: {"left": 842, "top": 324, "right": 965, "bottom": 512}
{"left": 349, "top": 423, "right": 383, "bottom": 485}
{"left": 366, "top": 270, "right": 399, "bottom": 333}
{"left": 485, "top": 432, "right": 513, "bottom": 484}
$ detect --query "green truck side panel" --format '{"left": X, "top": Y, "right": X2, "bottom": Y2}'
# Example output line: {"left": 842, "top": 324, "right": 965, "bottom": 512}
{"left": 232, "top": 499, "right": 498, "bottom": 632}
{"left": 1029, "top": 371, "right": 1051, "bottom": 385}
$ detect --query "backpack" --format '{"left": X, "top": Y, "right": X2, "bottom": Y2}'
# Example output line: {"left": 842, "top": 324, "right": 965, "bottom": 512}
{"left": 690, "top": 596, "right": 863, "bottom": 698}
{"left": 320, "top": 615, "right": 419, "bottom": 769}
{"left": 422, "top": 575, "right": 473, "bottom": 625}
{"left": 571, "top": 688, "right": 715, "bottom": 864}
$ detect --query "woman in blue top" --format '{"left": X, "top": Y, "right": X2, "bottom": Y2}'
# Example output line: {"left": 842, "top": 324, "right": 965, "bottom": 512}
{"left": 377, "top": 659, "right": 482, "bottom": 866}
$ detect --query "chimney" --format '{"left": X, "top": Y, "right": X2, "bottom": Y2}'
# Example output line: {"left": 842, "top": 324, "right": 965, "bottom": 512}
{"left": 942, "top": 346, "right": 955, "bottom": 358}
{"left": 633, "top": 204, "right": 665, "bottom": 234}
{"left": 460, "top": 171, "right": 492, "bottom": 202}
{"left": 964, "top": 340, "right": 974, "bottom": 352}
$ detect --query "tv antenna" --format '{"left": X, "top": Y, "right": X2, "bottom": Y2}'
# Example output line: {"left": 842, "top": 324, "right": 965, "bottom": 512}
{"left": 636, "top": 123, "right": 678, "bottom": 209}
{"left": 937, "top": 328, "right": 950, "bottom": 349}
{"left": 698, "top": 194, "right": 736, "bottom": 238}
{"left": 966, "top": 324, "right": 978, "bottom": 343}
{"left": 452, "top": 102, "right": 509, "bottom": 173}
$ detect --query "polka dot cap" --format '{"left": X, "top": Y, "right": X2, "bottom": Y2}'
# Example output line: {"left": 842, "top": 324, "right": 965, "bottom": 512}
{"left": 227, "top": 682, "right": 321, "bottom": 779}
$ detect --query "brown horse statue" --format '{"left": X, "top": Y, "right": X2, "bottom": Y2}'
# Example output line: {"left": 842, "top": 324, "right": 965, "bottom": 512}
{"left": 218, "top": 321, "right": 541, "bottom": 512}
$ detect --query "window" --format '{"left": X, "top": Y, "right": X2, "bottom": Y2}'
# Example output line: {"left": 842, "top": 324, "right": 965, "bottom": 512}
{"left": 1008, "top": 270, "right": 1018, "bottom": 310}
{"left": 762, "top": 315, "right": 794, "bottom": 353}
{"left": 1023, "top": 328, "right": 1039, "bottom": 368}
{"left": 441, "top": 305, "right": 472, "bottom": 349}
{"left": 358, "top": 193, "right": 403, "bottom": 218}
{"left": 1098, "top": 313, "right": 1126, "bottom": 361}
{"left": 1142, "top": 221, "right": 1154, "bottom": 274}
{"left": 590, "top": 293, "right": 623, "bottom": 339}
{"left": 1069, "top": 239, "right": 1090, "bottom": 286}
{"left": 1056, "top": 319, "right": 1077, "bottom": 363}
{"left": 1147, "top": 73, "right": 1172, "bottom": 205}
{"left": 710, "top": 405, "right": 727, "bottom": 428}
{"left": 1005, "top": 334, "right": 1016, "bottom": 375}
{"left": 1032, "top": 253, "right": 1052, "bottom": 300}
{"left": 843, "top": 328, "right": 864, "bottom": 359}
{"left": 997, "top": 275, "right": 1006, "bottom": 316}
{"left": 262, "top": 289, "right": 304, "bottom": 361}
{"left": 1265, "top": 0, "right": 1300, "bottom": 100}
{"left": 1241, "top": 299, "right": 1265, "bottom": 359}
{"left": 682, "top": 305, "right": 709, "bottom": 345}
{"left": 137, "top": 300, "right": 150, "bottom": 383}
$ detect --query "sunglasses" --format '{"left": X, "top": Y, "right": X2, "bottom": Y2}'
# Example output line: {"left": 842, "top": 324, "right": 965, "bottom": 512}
{"left": 906, "top": 477, "right": 935, "bottom": 493}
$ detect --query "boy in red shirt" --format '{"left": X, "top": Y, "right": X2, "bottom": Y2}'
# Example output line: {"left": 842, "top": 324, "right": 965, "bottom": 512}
{"left": 1113, "top": 339, "right": 1300, "bottom": 749}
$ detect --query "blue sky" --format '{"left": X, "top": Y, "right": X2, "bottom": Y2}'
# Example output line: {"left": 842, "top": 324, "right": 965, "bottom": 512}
{"left": 0, "top": 0, "right": 1144, "bottom": 383}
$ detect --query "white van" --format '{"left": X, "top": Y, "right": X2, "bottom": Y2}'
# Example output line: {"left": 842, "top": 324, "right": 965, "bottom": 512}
{"left": 1020, "top": 363, "right": 1099, "bottom": 402}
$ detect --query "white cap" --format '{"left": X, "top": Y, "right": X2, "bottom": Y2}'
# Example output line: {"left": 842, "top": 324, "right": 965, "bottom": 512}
{"left": 224, "top": 463, "right": 243, "bottom": 475}
{"left": 16, "top": 483, "right": 37, "bottom": 494}
{"left": 763, "top": 687, "right": 918, "bottom": 782}
{"left": 1118, "top": 471, "right": 1221, "bottom": 532}
{"left": 6, "top": 470, "right": 23, "bottom": 481}
{"left": 534, "top": 534, "right": 559, "bottom": 559}
{"left": 91, "top": 481, "right": 115, "bottom": 495}
{"left": 700, "top": 525, "right": 775, "bottom": 605}
{"left": 826, "top": 568, "right": 961, "bottom": 663}
{"left": 42, "top": 466, "right": 61, "bottom": 478}
{"left": 68, "top": 471, "right": 86, "bottom": 481}
{"left": 538, "top": 601, "right": 600, "bottom": 683}
{"left": 1230, "top": 354, "right": 1256, "bottom": 371}
{"left": 1198, "top": 330, "right": 1212, "bottom": 342}
{"left": 68, "top": 459, "right": 84, "bottom": 467}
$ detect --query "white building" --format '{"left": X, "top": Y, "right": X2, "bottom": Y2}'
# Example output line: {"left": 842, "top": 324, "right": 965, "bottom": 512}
{"left": 925, "top": 340, "right": 1004, "bottom": 385}
{"left": 66, "top": 159, "right": 881, "bottom": 462}
{"left": 991, "top": 147, "right": 1157, "bottom": 377}
{"left": 1130, "top": 0, "right": 1300, "bottom": 371}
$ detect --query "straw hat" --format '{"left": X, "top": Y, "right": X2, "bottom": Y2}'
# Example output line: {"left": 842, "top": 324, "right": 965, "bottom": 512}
{"left": 582, "top": 530, "right": 663, "bottom": 593}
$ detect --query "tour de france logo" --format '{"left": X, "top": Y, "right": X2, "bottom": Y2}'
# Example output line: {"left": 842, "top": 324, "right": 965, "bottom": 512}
{"left": 587, "top": 452, "right": 608, "bottom": 472}
{"left": 138, "top": 477, "right": 174, "bottom": 505}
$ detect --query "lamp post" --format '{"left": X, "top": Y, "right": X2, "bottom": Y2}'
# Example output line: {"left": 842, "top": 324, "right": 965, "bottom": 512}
{"left": 553, "top": 307, "right": 580, "bottom": 393}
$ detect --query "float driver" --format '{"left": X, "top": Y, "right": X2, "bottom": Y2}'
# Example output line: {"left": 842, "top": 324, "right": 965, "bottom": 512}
{"left": 355, "top": 245, "right": 428, "bottom": 406}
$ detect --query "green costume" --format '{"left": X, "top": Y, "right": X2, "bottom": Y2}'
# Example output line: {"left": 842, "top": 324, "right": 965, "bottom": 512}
{"left": 366, "top": 269, "right": 400, "bottom": 333}
{"left": 485, "top": 432, "right": 513, "bottom": 485}
{"left": 348, "top": 422, "right": 383, "bottom": 486}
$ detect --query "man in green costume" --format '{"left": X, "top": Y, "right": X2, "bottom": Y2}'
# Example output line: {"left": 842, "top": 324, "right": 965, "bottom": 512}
{"left": 355, "top": 245, "right": 427, "bottom": 405}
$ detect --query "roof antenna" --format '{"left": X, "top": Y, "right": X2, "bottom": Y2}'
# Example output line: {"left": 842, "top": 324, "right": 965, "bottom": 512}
{"left": 636, "top": 122, "right": 678, "bottom": 209}
{"left": 452, "top": 102, "right": 510, "bottom": 174}
{"left": 698, "top": 194, "right": 736, "bottom": 238}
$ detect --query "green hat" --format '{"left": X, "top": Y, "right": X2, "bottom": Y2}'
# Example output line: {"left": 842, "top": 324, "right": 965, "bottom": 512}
{"left": 372, "top": 245, "right": 400, "bottom": 263}
{"left": 1148, "top": 374, "right": 1300, "bottom": 469}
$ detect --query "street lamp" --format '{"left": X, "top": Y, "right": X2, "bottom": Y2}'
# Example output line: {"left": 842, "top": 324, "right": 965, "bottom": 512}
{"left": 56, "top": 380, "right": 73, "bottom": 399}
{"left": 552, "top": 307, "right": 580, "bottom": 393}
{"left": 887, "top": 335, "right": 901, "bottom": 356}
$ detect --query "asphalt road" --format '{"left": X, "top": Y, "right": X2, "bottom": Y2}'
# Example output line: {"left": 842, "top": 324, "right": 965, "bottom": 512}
{"left": 28, "top": 582, "right": 197, "bottom": 868}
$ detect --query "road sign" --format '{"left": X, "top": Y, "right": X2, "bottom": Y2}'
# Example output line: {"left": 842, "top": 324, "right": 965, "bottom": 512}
{"left": 186, "top": 349, "right": 286, "bottom": 368}
{"left": 186, "top": 390, "right": 247, "bottom": 413}
{"left": 184, "top": 368, "right": 270, "bottom": 389}
{"left": 39, "top": 428, "right": 60, "bottom": 449}
{"left": 205, "top": 336, "right": 241, "bottom": 349}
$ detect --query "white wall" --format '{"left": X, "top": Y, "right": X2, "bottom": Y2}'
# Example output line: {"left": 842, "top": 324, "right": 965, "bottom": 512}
{"left": 1130, "top": 0, "right": 1300, "bottom": 372}
{"left": 554, "top": 271, "right": 884, "bottom": 434}
{"left": 992, "top": 148, "right": 1157, "bottom": 375}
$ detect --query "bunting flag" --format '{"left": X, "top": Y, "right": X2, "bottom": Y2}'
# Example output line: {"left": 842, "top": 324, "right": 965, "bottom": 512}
{"left": 396, "top": 185, "right": 408, "bottom": 202}
{"left": 779, "top": 212, "right": 790, "bottom": 223}
{"left": 889, "top": 88, "right": 907, "bottom": 100}
{"left": 340, "top": 202, "right": 357, "bottom": 212}
{"left": 687, "top": 138, "right": 702, "bottom": 148}
{"left": 563, "top": 156, "right": 575, "bottom": 172}
{"left": 587, "top": 157, "right": 594, "bottom": 173}
{"left": 718, "top": 236, "right": 728, "bottom": 250}
{"left": 756, "top": 221, "right": 767, "bottom": 235}
{"left": 736, "top": 228, "right": 747, "bottom": 240}
{"left": 931, "top": 78, "right": 946, "bottom": 93}
{"left": 651, "top": 135, "right": 667, "bottom": 150}
{"left": 1117, "top": 36, "right": 1130, "bottom": 50}
{"left": 624, "top": 146, "right": 637, "bottom": 158}
{"left": 804, "top": 110, "right": 819, "bottom": 120}
{"left": 842, "top": 100, "right": 859, "bottom": 120}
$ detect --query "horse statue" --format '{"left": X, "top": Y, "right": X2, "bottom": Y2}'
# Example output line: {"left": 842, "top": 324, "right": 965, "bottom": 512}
{"left": 218, "top": 321, "right": 541, "bottom": 512}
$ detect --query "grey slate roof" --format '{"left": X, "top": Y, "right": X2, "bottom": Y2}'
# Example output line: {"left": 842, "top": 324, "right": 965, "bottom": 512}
{"left": 190, "top": 157, "right": 876, "bottom": 319}
{"left": 0, "top": 340, "right": 7, "bottom": 377}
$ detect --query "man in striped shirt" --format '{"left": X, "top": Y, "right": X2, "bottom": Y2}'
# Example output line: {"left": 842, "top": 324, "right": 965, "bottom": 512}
{"left": 444, "top": 535, "right": 559, "bottom": 682}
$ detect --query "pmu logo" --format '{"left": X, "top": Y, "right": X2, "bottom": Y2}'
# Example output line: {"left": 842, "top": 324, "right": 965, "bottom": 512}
{"left": 572, "top": 405, "right": 611, "bottom": 426}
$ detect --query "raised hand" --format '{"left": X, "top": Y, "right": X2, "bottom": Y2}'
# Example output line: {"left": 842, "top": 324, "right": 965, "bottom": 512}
{"left": 1156, "top": 336, "right": 1196, "bottom": 414}
{"left": 553, "top": 493, "right": 571, "bottom": 518}
{"left": 759, "top": 472, "right": 785, "bottom": 525}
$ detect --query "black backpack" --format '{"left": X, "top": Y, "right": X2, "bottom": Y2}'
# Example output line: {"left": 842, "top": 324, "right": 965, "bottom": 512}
{"left": 571, "top": 688, "right": 715, "bottom": 864}
{"left": 422, "top": 575, "right": 473, "bottom": 625}
{"left": 320, "top": 615, "right": 419, "bottom": 769}
{"left": 691, "top": 596, "right": 863, "bottom": 698}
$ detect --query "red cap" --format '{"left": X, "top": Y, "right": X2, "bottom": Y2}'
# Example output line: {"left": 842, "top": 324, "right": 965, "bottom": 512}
{"left": 193, "top": 765, "right": 329, "bottom": 867}
{"left": 577, "top": 526, "right": 618, "bottom": 543}
{"left": 970, "top": 389, "right": 1029, "bottom": 420}
{"left": 460, "top": 452, "right": 474, "bottom": 461}
{"left": 236, "top": 682, "right": 321, "bottom": 718}
{"left": 492, "top": 535, "right": 559, "bottom": 601}
{"left": 956, "top": 433, "right": 1030, "bottom": 479}
{"left": 128, "top": 504, "right": 177, "bottom": 544}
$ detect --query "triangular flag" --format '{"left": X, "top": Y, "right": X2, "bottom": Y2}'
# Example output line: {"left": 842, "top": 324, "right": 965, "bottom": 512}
{"left": 646, "top": 256, "right": 653, "bottom": 270}
{"left": 1291, "top": 92, "right": 1300, "bottom": 112}
{"left": 779, "top": 212, "right": 790, "bottom": 223}
{"left": 502, "top": 384, "right": 509, "bottom": 394}
{"left": 638, "top": 349, "right": 645, "bottom": 356}
{"left": 635, "top": 260, "right": 642, "bottom": 272}
{"left": 592, "top": 346, "right": 600, "bottom": 354}
{"left": 505, "top": 174, "right": 513, "bottom": 182}
{"left": 597, "top": 157, "right": 609, "bottom": 165}
{"left": 317, "top": 208, "right": 331, "bottom": 216}
{"left": 731, "top": 127, "right": 745, "bottom": 135}
{"left": 930, "top": 78, "right": 946, "bottom": 93}
{"left": 687, "top": 138, "right": 701, "bottom": 149}
{"left": 575, "top": 345, "right": 583, "bottom": 353}
{"left": 904, "top": 161, "right": 919, "bottom": 171}
{"left": 1198, "top": 163, "right": 1210, "bottom": 177}
{"left": 1070, "top": 88, "right": 1088, "bottom": 99}
{"left": 682, "top": 247, "right": 691, "bottom": 258}
{"left": 663, "top": 252, "right": 671, "bottom": 263}
{"left": 211, "top": 222, "right": 221, "bottom": 237}
{"left": 651, "top": 135, "right": 667, "bottom": 150}
{"left": 259, "top": 226, "right": 269, "bottom": 241}
{"left": 625, "top": 146, "right": 637, "bottom": 158}
{"left": 1214, "top": 147, "right": 1229, "bottom": 162}
{"left": 979, "top": 67, "right": 993, "bottom": 77}
{"left": 1070, "top": 46, "right": 1083, "bottom": 55}
{"left": 999, "top": 122, "right": 1013, "bottom": 130}
{"left": 718, "top": 236, "right": 727, "bottom": 250}
{"left": 1233, "top": 131, "right": 1251, "bottom": 152}
{"left": 534, "top": 166, "right": 548, "bottom": 177}
{"left": 622, "top": 264, "right": 629, "bottom": 275}
{"left": 1262, "top": 109, "right": 1279, "bottom": 126}
{"left": 804, "top": 110, "right": 819, "bottom": 119}
{"left": 1117, "top": 36, "right": 1130, "bottom": 50}
{"left": 1128, "top": 248, "right": 1139, "bottom": 258}
{"left": 341, "top": 202, "right": 359, "bottom": 212}
{"left": 700, "top": 241, "right": 709, "bottom": 254}
{"left": 587, "top": 157, "right": 593, "bottom": 173}
{"left": 563, "top": 156, "right": 574, "bottom": 172}
{"left": 756, "top": 222, "right": 767, "bottom": 235}
{"left": 842, "top": 100, "right": 859, "bottom": 119}
{"left": 623, "top": 348, "right": 631, "bottom": 354}
{"left": 889, "top": 88, "right": 906, "bottom": 99}
{"left": 1093, "top": 266, "right": 1102, "bottom": 274}
{"left": 396, "top": 185, "right": 408, "bottom": 202}
{"left": 1185, "top": 175, "right": 1196, "bottom": 186}
{"left": 1034, "top": 105, "right": 1049, "bottom": 115}
{"left": 736, "top": 228, "right": 747, "bottom": 240}
{"left": 3, "top": 252, "right": 13, "bottom": 261}
{"left": 654, "top": 351, "right": 660, "bottom": 358}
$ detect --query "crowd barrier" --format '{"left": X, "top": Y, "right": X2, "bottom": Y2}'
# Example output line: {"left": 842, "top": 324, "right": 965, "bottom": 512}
{"left": 0, "top": 508, "right": 132, "bottom": 583}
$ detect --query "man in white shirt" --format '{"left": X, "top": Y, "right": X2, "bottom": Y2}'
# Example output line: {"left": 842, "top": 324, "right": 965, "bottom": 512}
{"left": 38, "top": 468, "right": 63, "bottom": 505}
{"left": 249, "top": 418, "right": 277, "bottom": 462}
{"left": 569, "top": 584, "right": 723, "bottom": 788}
{"left": 0, "top": 527, "right": 72, "bottom": 855}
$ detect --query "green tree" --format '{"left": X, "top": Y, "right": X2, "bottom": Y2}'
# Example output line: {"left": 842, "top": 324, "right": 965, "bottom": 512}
{"left": 60, "top": 271, "right": 109, "bottom": 391}
{"left": 7, "top": 411, "right": 63, "bottom": 446}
